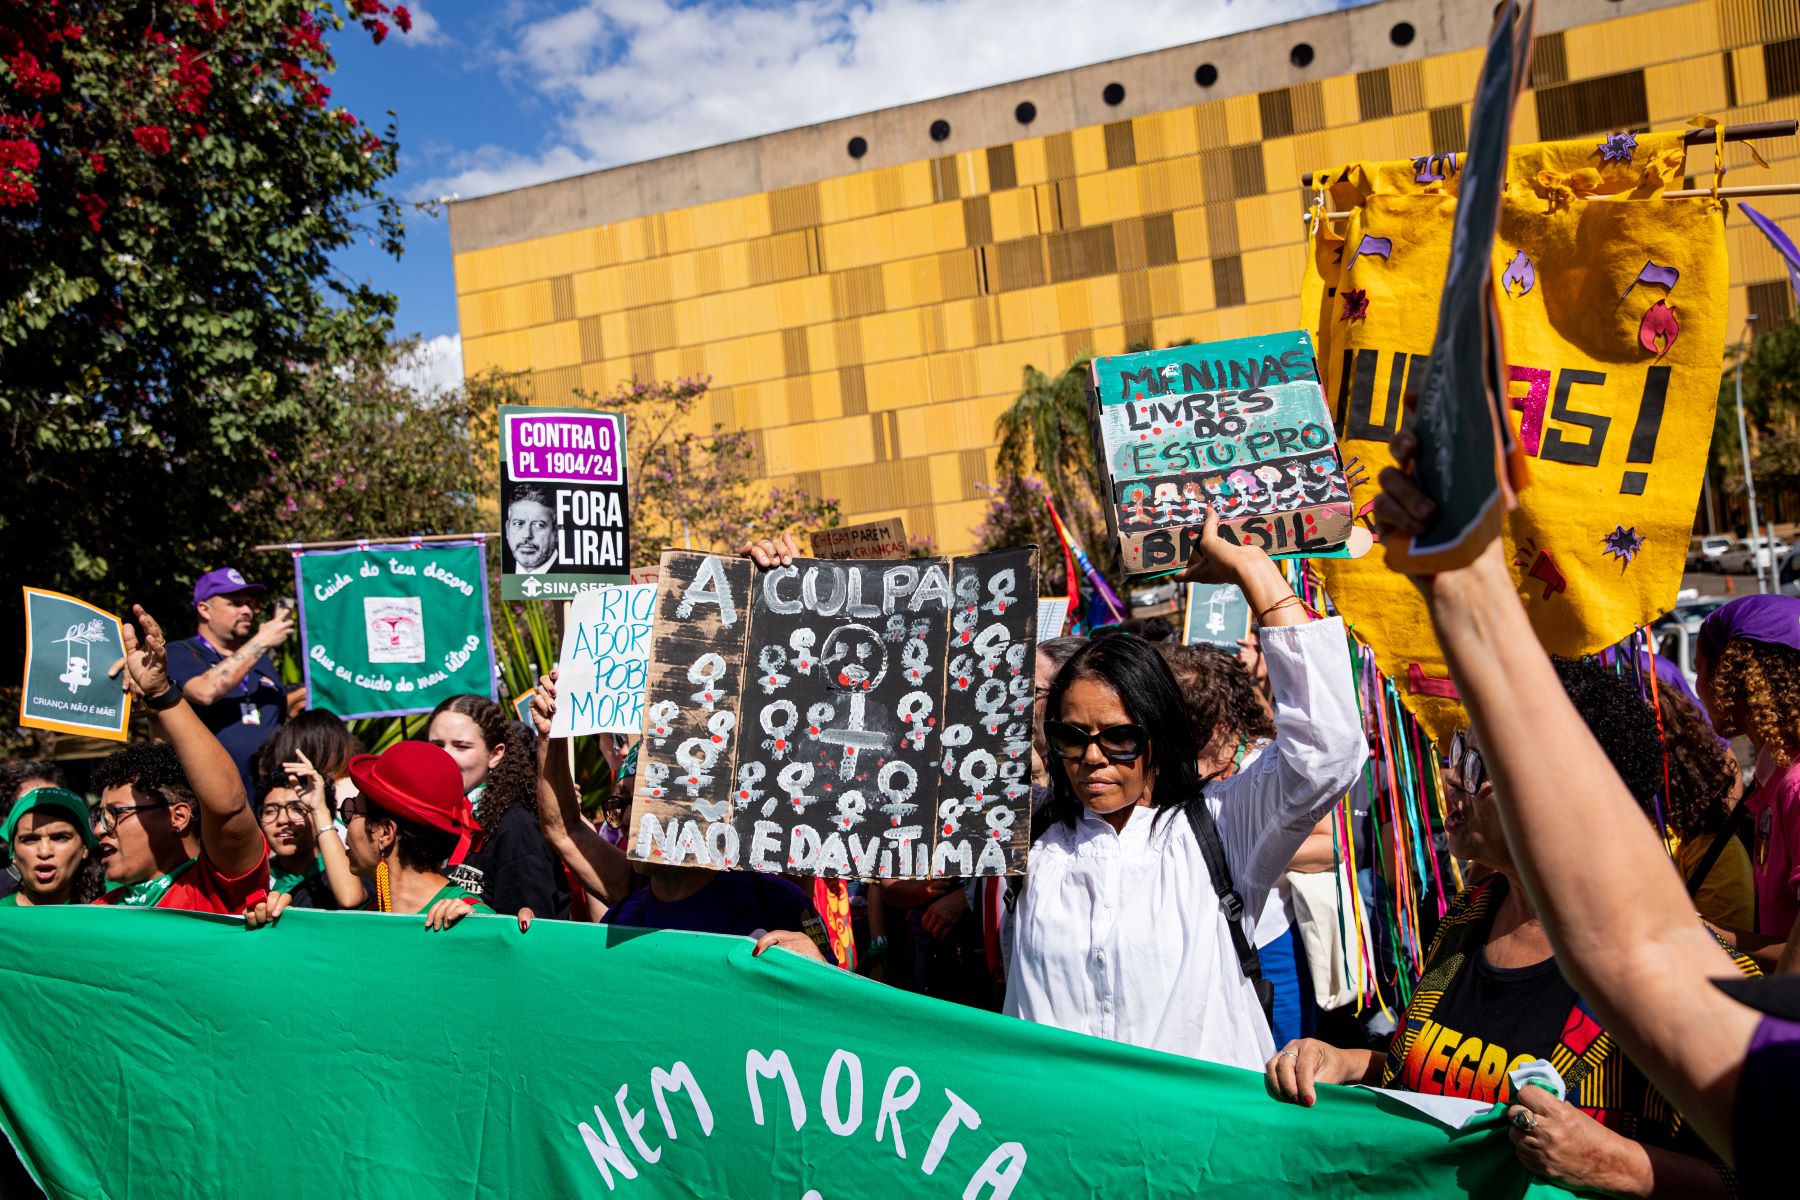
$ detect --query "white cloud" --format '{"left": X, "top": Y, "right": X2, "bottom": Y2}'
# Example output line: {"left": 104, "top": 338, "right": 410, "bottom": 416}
{"left": 422, "top": 0, "right": 1358, "bottom": 198}
{"left": 399, "top": 1, "right": 450, "bottom": 46}
{"left": 392, "top": 333, "right": 465, "bottom": 394}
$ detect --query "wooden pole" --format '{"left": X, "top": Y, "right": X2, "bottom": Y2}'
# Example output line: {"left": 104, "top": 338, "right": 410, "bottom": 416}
{"left": 252, "top": 532, "right": 496, "bottom": 553}
{"left": 1298, "top": 119, "right": 1797, "bottom": 188}
{"left": 1319, "top": 180, "right": 1800, "bottom": 220}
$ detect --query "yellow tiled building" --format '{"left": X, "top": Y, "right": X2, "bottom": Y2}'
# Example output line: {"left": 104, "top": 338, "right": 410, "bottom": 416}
{"left": 449, "top": 0, "right": 1800, "bottom": 552}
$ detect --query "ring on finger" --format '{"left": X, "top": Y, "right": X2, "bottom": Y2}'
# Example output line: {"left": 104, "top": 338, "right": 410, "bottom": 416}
{"left": 1278, "top": 1049, "right": 1300, "bottom": 1061}
{"left": 1510, "top": 1110, "right": 1537, "bottom": 1134}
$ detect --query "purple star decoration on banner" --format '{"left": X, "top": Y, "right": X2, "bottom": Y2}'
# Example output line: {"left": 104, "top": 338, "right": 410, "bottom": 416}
{"left": 1598, "top": 132, "right": 1638, "bottom": 164}
{"left": 1601, "top": 525, "right": 1644, "bottom": 568}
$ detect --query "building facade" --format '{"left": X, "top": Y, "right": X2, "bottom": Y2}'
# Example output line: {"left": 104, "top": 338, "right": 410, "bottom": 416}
{"left": 449, "top": 0, "right": 1800, "bottom": 552}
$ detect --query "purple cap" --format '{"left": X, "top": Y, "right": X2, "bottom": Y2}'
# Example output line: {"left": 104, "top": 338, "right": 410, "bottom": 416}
{"left": 1697, "top": 594, "right": 1800, "bottom": 663}
{"left": 192, "top": 567, "right": 268, "bottom": 606}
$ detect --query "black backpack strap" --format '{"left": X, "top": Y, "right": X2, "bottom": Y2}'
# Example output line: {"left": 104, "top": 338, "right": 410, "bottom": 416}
{"left": 1685, "top": 804, "right": 1753, "bottom": 899}
{"left": 1184, "top": 798, "right": 1274, "bottom": 1024}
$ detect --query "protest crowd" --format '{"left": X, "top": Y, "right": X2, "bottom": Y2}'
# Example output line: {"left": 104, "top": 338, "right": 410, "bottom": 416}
{"left": 7, "top": 477, "right": 1800, "bottom": 1196}
{"left": 10, "top": 4, "right": 1800, "bottom": 1197}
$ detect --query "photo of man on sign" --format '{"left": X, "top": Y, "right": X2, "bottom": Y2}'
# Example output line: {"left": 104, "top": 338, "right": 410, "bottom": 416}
{"left": 504, "top": 484, "right": 559, "bottom": 576}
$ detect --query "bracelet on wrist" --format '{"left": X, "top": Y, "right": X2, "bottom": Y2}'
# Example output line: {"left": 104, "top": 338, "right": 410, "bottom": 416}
{"left": 1255, "top": 595, "right": 1307, "bottom": 625}
{"left": 142, "top": 683, "right": 184, "bottom": 712}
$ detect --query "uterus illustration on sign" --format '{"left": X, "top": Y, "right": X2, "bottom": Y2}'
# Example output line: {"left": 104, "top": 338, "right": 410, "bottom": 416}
{"left": 364, "top": 596, "right": 426, "bottom": 664}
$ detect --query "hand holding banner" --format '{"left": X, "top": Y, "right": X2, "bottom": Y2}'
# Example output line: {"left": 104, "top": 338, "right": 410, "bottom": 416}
{"left": 549, "top": 584, "right": 655, "bottom": 737}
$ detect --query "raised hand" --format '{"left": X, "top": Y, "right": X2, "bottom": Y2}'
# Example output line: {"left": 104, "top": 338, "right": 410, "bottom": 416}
{"left": 738, "top": 532, "right": 802, "bottom": 568}
{"left": 254, "top": 606, "right": 296, "bottom": 651}
{"left": 1371, "top": 426, "right": 1510, "bottom": 596}
{"left": 284, "top": 749, "right": 330, "bottom": 823}
{"left": 1179, "top": 504, "right": 1267, "bottom": 587}
{"left": 530, "top": 671, "right": 558, "bottom": 739}
{"left": 108, "top": 604, "right": 173, "bottom": 700}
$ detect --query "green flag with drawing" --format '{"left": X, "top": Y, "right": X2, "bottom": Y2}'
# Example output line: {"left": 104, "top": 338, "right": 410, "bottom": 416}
{"left": 17, "top": 587, "right": 131, "bottom": 741}
{"left": 0, "top": 907, "right": 1570, "bottom": 1199}
{"left": 293, "top": 541, "right": 496, "bottom": 718}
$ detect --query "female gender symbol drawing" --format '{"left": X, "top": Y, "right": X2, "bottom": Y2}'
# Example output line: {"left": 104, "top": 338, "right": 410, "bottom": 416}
{"left": 814, "top": 623, "right": 890, "bottom": 781}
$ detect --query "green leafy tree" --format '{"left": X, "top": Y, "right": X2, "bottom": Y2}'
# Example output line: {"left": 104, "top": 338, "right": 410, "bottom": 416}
{"left": 1711, "top": 318, "right": 1800, "bottom": 502}
{"left": 990, "top": 358, "right": 1116, "bottom": 578}
{"left": 0, "top": 0, "right": 418, "bottom": 670}
{"left": 240, "top": 341, "right": 508, "bottom": 554}
{"left": 591, "top": 375, "right": 839, "bottom": 553}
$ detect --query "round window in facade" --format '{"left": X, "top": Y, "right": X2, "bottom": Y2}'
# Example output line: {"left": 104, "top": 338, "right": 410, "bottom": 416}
{"left": 1290, "top": 42, "right": 1315, "bottom": 68}
{"left": 1195, "top": 63, "right": 1219, "bottom": 87}
{"left": 929, "top": 119, "right": 951, "bottom": 142}
{"left": 1014, "top": 101, "right": 1037, "bottom": 125}
{"left": 847, "top": 136, "right": 868, "bottom": 159}
{"left": 1102, "top": 82, "right": 1126, "bottom": 106}
{"left": 1390, "top": 21, "right": 1415, "bottom": 46}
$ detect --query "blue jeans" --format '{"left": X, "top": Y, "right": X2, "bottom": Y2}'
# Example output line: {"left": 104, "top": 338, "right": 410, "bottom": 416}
{"left": 1261, "top": 925, "right": 1316, "bottom": 1047}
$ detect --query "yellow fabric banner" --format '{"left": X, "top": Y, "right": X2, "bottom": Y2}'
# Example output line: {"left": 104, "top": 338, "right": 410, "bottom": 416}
{"left": 1308, "top": 137, "right": 1727, "bottom": 740}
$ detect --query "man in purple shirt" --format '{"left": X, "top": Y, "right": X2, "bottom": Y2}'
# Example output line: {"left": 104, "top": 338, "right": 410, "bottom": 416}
{"left": 164, "top": 567, "right": 304, "bottom": 792}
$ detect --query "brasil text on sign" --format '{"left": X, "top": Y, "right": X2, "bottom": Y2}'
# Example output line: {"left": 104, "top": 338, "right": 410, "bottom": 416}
{"left": 1089, "top": 331, "right": 1353, "bottom": 578}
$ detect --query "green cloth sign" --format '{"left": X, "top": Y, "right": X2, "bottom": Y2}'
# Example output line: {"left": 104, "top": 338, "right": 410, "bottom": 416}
{"left": 0, "top": 907, "right": 1569, "bottom": 1199}
{"left": 17, "top": 587, "right": 130, "bottom": 741}
{"left": 294, "top": 541, "right": 495, "bottom": 718}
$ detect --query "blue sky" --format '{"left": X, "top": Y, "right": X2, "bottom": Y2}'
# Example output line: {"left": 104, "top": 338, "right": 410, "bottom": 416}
{"left": 325, "top": 0, "right": 1363, "bottom": 390}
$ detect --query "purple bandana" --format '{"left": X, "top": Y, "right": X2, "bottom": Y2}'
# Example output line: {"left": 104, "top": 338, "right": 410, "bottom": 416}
{"left": 1697, "top": 594, "right": 1800, "bottom": 663}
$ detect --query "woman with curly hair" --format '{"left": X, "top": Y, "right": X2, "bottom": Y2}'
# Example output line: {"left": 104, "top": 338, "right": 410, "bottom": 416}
{"left": 1651, "top": 686, "right": 1755, "bottom": 933}
{"left": 0, "top": 787, "right": 105, "bottom": 906}
{"left": 427, "top": 694, "right": 565, "bottom": 919}
{"left": 1697, "top": 596, "right": 1800, "bottom": 943}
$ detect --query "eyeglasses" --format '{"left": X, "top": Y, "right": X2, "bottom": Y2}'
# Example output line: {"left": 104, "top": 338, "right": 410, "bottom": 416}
{"left": 92, "top": 801, "right": 170, "bottom": 835}
{"left": 1043, "top": 721, "right": 1149, "bottom": 764}
{"left": 259, "top": 800, "right": 312, "bottom": 824}
{"left": 1447, "top": 729, "right": 1486, "bottom": 794}
{"left": 337, "top": 796, "right": 367, "bottom": 824}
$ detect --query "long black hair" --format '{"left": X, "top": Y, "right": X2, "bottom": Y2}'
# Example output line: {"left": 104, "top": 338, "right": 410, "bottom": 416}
{"left": 1036, "top": 634, "right": 1206, "bottom": 836}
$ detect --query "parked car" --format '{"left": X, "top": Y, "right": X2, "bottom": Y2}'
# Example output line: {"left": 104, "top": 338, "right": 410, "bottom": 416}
{"left": 1649, "top": 618, "right": 1699, "bottom": 692}
{"left": 1780, "top": 549, "right": 1800, "bottom": 597}
{"left": 1664, "top": 596, "right": 1732, "bottom": 630}
{"left": 1717, "top": 536, "right": 1788, "bottom": 575}
{"left": 1686, "top": 534, "right": 1733, "bottom": 571}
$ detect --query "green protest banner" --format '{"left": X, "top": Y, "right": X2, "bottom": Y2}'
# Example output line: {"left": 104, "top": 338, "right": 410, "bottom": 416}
{"left": 17, "top": 587, "right": 130, "bottom": 741}
{"left": 0, "top": 907, "right": 1570, "bottom": 1199}
{"left": 293, "top": 541, "right": 495, "bottom": 718}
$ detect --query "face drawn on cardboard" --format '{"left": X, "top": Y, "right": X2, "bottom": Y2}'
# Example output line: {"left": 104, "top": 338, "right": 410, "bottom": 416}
{"left": 630, "top": 548, "right": 1038, "bottom": 880}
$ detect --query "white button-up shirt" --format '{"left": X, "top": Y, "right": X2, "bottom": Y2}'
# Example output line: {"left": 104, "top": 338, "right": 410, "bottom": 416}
{"left": 1003, "top": 617, "right": 1367, "bottom": 1071}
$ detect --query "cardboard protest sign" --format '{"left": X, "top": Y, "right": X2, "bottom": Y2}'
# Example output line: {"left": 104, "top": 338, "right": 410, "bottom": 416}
{"left": 1309, "top": 137, "right": 1727, "bottom": 740}
{"left": 1088, "top": 333, "right": 1353, "bottom": 581}
{"left": 1182, "top": 584, "right": 1252, "bottom": 650}
{"left": 294, "top": 542, "right": 495, "bottom": 719}
{"left": 18, "top": 588, "right": 130, "bottom": 741}
{"left": 811, "top": 517, "right": 909, "bottom": 561}
{"left": 500, "top": 405, "right": 630, "bottom": 601}
{"left": 631, "top": 549, "right": 1038, "bottom": 880}
{"left": 1383, "top": 0, "right": 1535, "bottom": 573}
{"left": 549, "top": 584, "right": 655, "bottom": 737}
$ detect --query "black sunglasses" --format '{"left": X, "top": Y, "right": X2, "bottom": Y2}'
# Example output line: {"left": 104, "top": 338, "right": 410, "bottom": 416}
{"left": 1448, "top": 729, "right": 1486, "bottom": 794}
{"left": 1043, "top": 721, "right": 1149, "bottom": 764}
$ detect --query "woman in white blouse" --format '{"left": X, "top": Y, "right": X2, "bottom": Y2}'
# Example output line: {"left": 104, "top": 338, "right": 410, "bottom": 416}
{"left": 1004, "top": 509, "right": 1367, "bottom": 1071}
